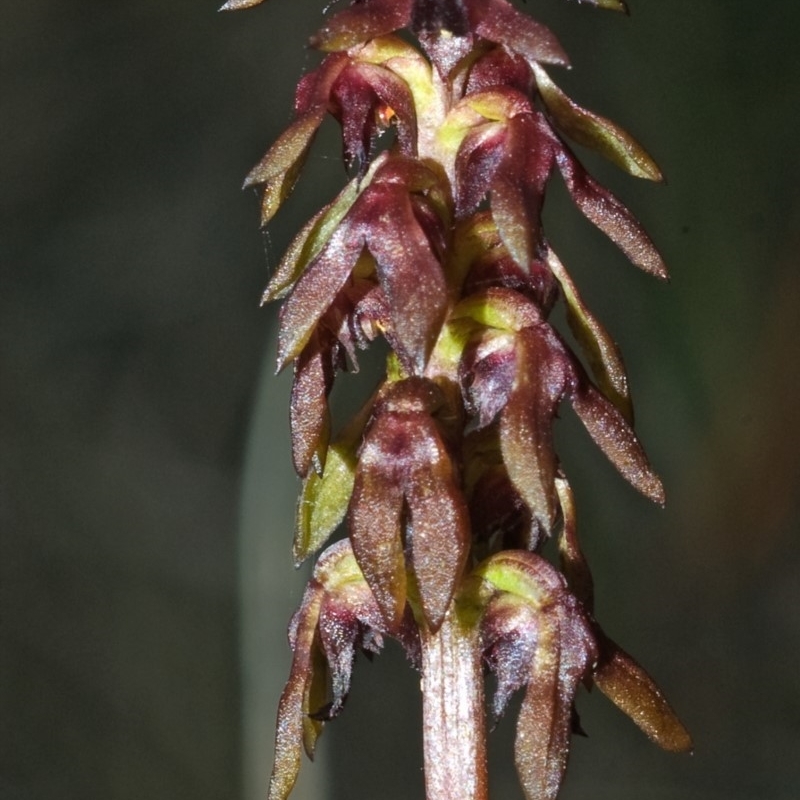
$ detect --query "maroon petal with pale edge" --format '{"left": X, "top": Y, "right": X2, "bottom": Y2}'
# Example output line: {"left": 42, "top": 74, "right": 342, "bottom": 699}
{"left": 500, "top": 329, "right": 569, "bottom": 538}
{"left": 464, "top": 46, "right": 533, "bottom": 97}
{"left": 476, "top": 551, "right": 597, "bottom": 800}
{"left": 293, "top": 52, "right": 350, "bottom": 116}
{"left": 515, "top": 604, "right": 595, "bottom": 800}
{"left": 481, "top": 594, "right": 538, "bottom": 722}
{"left": 277, "top": 224, "right": 365, "bottom": 369}
{"left": 514, "top": 614, "right": 567, "bottom": 800}
{"left": 290, "top": 333, "right": 338, "bottom": 477}
{"left": 492, "top": 114, "right": 556, "bottom": 269}
{"left": 350, "top": 378, "right": 467, "bottom": 630}
{"left": 267, "top": 586, "right": 323, "bottom": 800}
{"left": 570, "top": 381, "right": 665, "bottom": 505}
{"left": 367, "top": 186, "right": 448, "bottom": 374}
{"left": 312, "top": 0, "right": 414, "bottom": 51}
{"left": 456, "top": 121, "right": 507, "bottom": 216}
{"left": 316, "top": 578, "right": 385, "bottom": 719}
{"left": 490, "top": 172, "right": 536, "bottom": 271}
{"left": 405, "top": 426, "right": 470, "bottom": 630}
{"left": 349, "top": 427, "right": 407, "bottom": 630}
{"left": 594, "top": 633, "right": 693, "bottom": 753}
{"left": 556, "top": 148, "right": 668, "bottom": 279}
{"left": 467, "top": 0, "right": 570, "bottom": 66}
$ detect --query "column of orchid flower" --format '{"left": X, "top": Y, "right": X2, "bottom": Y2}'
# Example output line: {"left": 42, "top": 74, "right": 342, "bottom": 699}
{"left": 224, "top": 1, "right": 692, "bottom": 799}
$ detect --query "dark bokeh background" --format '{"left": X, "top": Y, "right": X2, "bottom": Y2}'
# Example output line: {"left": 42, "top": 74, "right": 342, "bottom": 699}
{"left": 2, "top": 2, "right": 798, "bottom": 799}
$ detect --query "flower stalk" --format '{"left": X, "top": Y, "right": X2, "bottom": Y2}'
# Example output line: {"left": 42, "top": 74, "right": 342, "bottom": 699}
{"left": 226, "top": 1, "right": 692, "bottom": 798}
{"left": 420, "top": 610, "right": 487, "bottom": 800}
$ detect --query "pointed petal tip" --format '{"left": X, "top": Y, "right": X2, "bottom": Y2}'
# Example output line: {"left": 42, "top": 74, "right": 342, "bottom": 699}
{"left": 594, "top": 635, "right": 693, "bottom": 754}
{"left": 219, "top": 0, "right": 265, "bottom": 11}
{"left": 638, "top": 467, "right": 666, "bottom": 506}
{"left": 592, "top": 0, "right": 629, "bottom": 12}
{"left": 653, "top": 479, "right": 666, "bottom": 507}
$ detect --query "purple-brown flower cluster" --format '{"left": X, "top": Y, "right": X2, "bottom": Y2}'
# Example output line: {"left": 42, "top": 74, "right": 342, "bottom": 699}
{"left": 226, "top": 1, "right": 692, "bottom": 798}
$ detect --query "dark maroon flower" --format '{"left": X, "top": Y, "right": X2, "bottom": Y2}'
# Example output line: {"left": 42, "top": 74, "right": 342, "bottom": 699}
{"left": 476, "top": 551, "right": 597, "bottom": 800}
{"left": 454, "top": 287, "right": 664, "bottom": 540}
{"left": 349, "top": 377, "right": 470, "bottom": 630}
{"left": 275, "top": 154, "right": 450, "bottom": 376}
{"left": 266, "top": 540, "right": 420, "bottom": 800}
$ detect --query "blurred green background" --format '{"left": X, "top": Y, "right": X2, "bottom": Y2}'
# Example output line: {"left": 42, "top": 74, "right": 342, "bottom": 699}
{"left": 2, "top": 1, "right": 798, "bottom": 799}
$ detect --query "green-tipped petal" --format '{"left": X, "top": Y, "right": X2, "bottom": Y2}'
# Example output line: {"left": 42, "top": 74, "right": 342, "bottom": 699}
{"left": 546, "top": 247, "right": 633, "bottom": 422}
{"left": 245, "top": 110, "right": 326, "bottom": 226}
{"left": 586, "top": 0, "right": 628, "bottom": 13}
{"left": 594, "top": 635, "right": 693, "bottom": 753}
{"left": 263, "top": 178, "right": 361, "bottom": 303}
{"left": 533, "top": 64, "right": 661, "bottom": 181}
